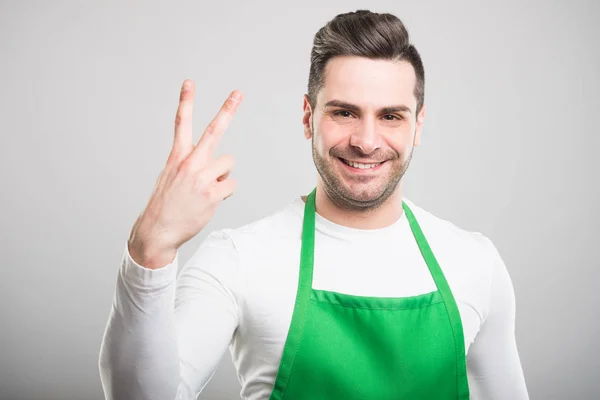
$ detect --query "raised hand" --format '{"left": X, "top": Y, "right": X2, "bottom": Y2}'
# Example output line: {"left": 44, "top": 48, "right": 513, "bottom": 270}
{"left": 127, "top": 80, "right": 243, "bottom": 269}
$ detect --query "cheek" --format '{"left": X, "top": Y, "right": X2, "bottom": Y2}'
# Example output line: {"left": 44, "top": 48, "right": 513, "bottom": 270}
{"left": 376, "top": 137, "right": 411, "bottom": 162}
{"left": 314, "top": 118, "right": 348, "bottom": 154}
{"left": 383, "top": 122, "right": 416, "bottom": 152}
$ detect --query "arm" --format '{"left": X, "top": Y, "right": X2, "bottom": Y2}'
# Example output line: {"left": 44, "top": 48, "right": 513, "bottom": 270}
{"left": 98, "top": 230, "right": 242, "bottom": 400}
{"left": 466, "top": 237, "right": 529, "bottom": 400}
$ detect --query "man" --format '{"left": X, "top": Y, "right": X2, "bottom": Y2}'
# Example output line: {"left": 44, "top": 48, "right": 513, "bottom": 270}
{"left": 99, "top": 10, "right": 529, "bottom": 400}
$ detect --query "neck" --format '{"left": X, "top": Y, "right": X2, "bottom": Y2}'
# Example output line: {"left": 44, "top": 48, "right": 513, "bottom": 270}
{"left": 303, "top": 180, "right": 405, "bottom": 230}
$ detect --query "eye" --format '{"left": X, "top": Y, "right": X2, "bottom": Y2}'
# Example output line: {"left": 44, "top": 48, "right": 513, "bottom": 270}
{"left": 382, "top": 114, "right": 402, "bottom": 121}
{"left": 333, "top": 110, "right": 353, "bottom": 118}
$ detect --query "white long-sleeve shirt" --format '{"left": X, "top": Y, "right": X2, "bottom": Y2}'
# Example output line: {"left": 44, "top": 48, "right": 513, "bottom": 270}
{"left": 99, "top": 196, "right": 529, "bottom": 400}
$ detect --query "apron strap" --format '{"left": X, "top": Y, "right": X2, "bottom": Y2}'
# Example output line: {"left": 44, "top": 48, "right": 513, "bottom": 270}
{"left": 402, "top": 201, "right": 469, "bottom": 398}
{"left": 270, "top": 188, "right": 317, "bottom": 397}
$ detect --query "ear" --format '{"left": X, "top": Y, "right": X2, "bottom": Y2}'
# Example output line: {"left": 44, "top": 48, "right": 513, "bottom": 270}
{"left": 414, "top": 104, "right": 426, "bottom": 147}
{"left": 302, "top": 94, "right": 313, "bottom": 139}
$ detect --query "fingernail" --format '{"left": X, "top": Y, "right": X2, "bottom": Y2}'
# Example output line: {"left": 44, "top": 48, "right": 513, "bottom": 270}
{"left": 230, "top": 91, "right": 242, "bottom": 102}
{"left": 183, "top": 80, "right": 191, "bottom": 90}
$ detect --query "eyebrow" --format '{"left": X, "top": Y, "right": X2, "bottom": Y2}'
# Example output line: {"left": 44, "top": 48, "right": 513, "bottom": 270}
{"left": 322, "top": 100, "right": 412, "bottom": 115}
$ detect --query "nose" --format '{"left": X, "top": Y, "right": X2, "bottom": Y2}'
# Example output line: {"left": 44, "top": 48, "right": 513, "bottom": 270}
{"left": 349, "top": 116, "right": 381, "bottom": 154}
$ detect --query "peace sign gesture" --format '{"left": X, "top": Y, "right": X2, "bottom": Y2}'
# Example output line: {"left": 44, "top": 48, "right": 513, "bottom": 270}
{"left": 128, "top": 80, "right": 243, "bottom": 270}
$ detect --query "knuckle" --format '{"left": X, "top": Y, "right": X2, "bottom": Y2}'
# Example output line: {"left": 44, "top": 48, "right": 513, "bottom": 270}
{"left": 200, "top": 184, "right": 215, "bottom": 201}
{"left": 222, "top": 99, "right": 234, "bottom": 112}
{"left": 174, "top": 113, "right": 184, "bottom": 127}
{"left": 165, "top": 157, "right": 178, "bottom": 174}
{"left": 178, "top": 158, "right": 194, "bottom": 175}
{"left": 204, "top": 120, "right": 216, "bottom": 136}
{"left": 224, "top": 94, "right": 240, "bottom": 112}
{"left": 167, "top": 148, "right": 180, "bottom": 163}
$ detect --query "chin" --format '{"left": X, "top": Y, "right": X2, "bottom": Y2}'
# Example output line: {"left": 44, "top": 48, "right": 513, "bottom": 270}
{"left": 328, "top": 181, "right": 396, "bottom": 210}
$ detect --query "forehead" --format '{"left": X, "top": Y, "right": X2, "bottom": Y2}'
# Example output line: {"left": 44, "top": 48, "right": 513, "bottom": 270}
{"left": 318, "top": 56, "right": 417, "bottom": 110}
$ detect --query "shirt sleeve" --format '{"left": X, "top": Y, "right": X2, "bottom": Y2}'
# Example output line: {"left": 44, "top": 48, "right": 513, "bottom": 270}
{"left": 98, "top": 230, "right": 243, "bottom": 400}
{"left": 466, "top": 236, "right": 530, "bottom": 400}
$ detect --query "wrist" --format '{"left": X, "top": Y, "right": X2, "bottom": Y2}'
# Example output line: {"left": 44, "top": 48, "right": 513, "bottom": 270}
{"left": 128, "top": 238, "right": 177, "bottom": 270}
{"left": 128, "top": 220, "right": 178, "bottom": 270}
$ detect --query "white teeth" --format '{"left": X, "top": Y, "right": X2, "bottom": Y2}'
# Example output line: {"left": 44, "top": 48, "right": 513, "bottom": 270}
{"left": 342, "top": 159, "right": 381, "bottom": 169}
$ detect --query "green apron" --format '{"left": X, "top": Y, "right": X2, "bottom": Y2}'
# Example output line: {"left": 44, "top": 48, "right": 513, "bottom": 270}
{"left": 268, "top": 188, "right": 470, "bottom": 399}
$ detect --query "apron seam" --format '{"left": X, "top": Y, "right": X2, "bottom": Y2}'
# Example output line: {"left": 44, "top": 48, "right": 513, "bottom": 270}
{"left": 308, "top": 297, "right": 444, "bottom": 310}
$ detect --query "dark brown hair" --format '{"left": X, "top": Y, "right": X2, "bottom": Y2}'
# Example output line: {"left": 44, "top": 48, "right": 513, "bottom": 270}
{"left": 307, "top": 10, "right": 425, "bottom": 115}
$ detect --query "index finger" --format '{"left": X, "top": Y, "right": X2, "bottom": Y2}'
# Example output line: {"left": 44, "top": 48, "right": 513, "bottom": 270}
{"left": 190, "top": 90, "right": 243, "bottom": 164}
{"left": 172, "top": 79, "right": 195, "bottom": 158}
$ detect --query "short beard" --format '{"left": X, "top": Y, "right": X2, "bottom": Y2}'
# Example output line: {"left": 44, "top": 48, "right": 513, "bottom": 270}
{"left": 311, "top": 122, "right": 414, "bottom": 213}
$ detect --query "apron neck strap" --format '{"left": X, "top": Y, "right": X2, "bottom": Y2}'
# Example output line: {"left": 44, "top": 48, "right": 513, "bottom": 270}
{"left": 300, "top": 187, "right": 454, "bottom": 295}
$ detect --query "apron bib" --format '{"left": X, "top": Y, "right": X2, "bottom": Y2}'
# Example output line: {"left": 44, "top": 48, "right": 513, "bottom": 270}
{"left": 269, "top": 188, "right": 470, "bottom": 399}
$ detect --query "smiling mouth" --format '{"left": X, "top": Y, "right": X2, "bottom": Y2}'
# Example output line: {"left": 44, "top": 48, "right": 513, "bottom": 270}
{"left": 338, "top": 157, "right": 385, "bottom": 170}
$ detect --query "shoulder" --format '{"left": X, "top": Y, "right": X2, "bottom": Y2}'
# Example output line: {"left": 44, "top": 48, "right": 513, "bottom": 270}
{"left": 403, "top": 197, "right": 496, "bottom": 262}
{"left": 206, "top": 197, "right": 304, "bottom": 255}
{"left": 186, "top": 197, "right": 303, "bottom": 290}
{"left": 403, "top": 198, "right": 504, "bottom": 320}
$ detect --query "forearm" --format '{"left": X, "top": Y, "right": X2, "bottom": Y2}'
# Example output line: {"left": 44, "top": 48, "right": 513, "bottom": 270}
{"left": 99, "top": 244, "right": 185, "bottom": 400}
{"left": 99, "top": 232, "right": 241, "bottom": 400}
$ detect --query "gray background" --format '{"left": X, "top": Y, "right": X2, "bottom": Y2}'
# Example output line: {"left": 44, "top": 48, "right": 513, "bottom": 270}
{"left": 1, "top": 1, "right": 598, "bottom": 399}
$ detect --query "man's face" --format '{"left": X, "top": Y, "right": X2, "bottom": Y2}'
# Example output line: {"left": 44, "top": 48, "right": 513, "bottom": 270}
{"left": 303, "top": 56, "right": 425, "bottom": 211}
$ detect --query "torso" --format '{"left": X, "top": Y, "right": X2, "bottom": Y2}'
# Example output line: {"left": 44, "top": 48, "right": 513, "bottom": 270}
{"left": 224, "top": 196, "right": 493, "bottom": 399}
